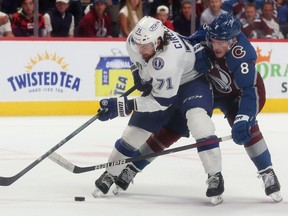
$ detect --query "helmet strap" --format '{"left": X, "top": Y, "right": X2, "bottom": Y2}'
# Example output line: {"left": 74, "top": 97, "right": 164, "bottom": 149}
{"left": 227, "top": 38, "right": 237, "bottom": 51}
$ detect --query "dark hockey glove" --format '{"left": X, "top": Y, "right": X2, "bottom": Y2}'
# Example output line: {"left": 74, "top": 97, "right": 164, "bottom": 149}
{"left": 131, "top": 63, "right": 152, "bottom": 92}
{"left": 194, "top": 44, "right": 214, "bottom": 74}
{"left": 98, "top": 97, "right": 133, "bottom": 121}
{"left": 232, "top": 114, "right": 255, "bottom": 145}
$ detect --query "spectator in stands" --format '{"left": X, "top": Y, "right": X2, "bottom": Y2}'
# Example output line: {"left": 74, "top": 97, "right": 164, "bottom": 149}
{"left": 0, "top": 0, "right": 20, "bottom": 17}
{"left": 155, "top": 5, "right": 173, "bottom": 30}
{"left": 68, "top": 0, "right": 83, "bottom": 33}
{"left": 173, "top": 0, "right": 197, "bottom": 36}
{"left": 77, "top": 0, "right": 112, "bottom": 37}
{"left": 106, "top": 0, "right": 121, "bottom": 37}
{"left": 223, "top": 0, "right": 267, "bottom": 13}
{"left": 222, "top": 0, "right": 246, "bottom": 18}
{"left": 83, "top": 2, "right": 92, "bottom": 14}
{"left": 44, "top": 0, "right": 74, "bottom": 37}
{"left": 11, "top": 0, "right": 46, "bottom": 37}
{"left": 119, "top": 0, "right": 143, "bottom": 37}
{"left": 261, "top": 1, "right": 284, "bottom": 38}
{"left": 196, "top": 0, "right": 205, "bottom": 18}
{"left": 277, "top": 0, "right": 288, "bottom": 24}
{"left": 240, "top": 2, "right": 274, "bottom": 38}
{"left": 200, "top": 0, "right": 227, "bottom": 25}
{"left": 39, "top": 0, "right": 56, "bottom": 14}
{"left": 0, "top": 11, "right": 14, "bottom": 37}
{"left": 148, "top": 0, "right": 181, "bottom": 20}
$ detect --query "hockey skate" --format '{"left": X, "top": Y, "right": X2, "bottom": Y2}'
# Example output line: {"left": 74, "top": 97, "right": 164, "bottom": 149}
{"left": 92, "top": 171, "right": 116, "bottom": 197}
{"left": 258, "top": 167, "right": 282, "bottom": 202}
{"left": 206, "top": 172, "right": 224, "bottom": 205}
{"left": 113, "top": 164, "right": 139, "bottom": 195}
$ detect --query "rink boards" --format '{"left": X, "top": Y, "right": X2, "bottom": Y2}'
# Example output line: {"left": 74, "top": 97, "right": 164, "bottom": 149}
{"left": 0, "top": 38, "right": 287, "bottom": 115}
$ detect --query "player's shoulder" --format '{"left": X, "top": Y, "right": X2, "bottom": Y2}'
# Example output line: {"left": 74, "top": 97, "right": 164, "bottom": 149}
{"left": 227, "top": 33, "right": 257, "bottom": 65}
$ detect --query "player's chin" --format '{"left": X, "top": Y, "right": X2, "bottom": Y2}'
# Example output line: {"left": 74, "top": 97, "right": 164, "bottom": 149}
{"left": 214, "top": 52, "right": 225, "bottom": 59}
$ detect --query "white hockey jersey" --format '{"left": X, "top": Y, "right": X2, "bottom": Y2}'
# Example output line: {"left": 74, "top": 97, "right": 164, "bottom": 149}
{"left": 126, "top": 29, "right": 199, "bottom": 112}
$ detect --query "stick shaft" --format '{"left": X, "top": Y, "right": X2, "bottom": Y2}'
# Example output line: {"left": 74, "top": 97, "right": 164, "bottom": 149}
{"left": 51, "top": 135, "right": 232, "bottom": 174}
{"left": 0, "top": 86, "right": 137, "bottom": 186}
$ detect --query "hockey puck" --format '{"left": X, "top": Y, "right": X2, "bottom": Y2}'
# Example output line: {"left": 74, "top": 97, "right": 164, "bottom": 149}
{"left": 74, "top": 196, "right": 85, "bottom": 201}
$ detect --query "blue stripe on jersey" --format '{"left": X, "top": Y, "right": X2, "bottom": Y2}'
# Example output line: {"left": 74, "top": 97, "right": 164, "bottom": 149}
{"left": 153, "top": 95, "right": 177, "bottom": 108}
{"left": 197, "top": 143, "right": 220, "bottom": 152}
{"left": 132, "top": 150, "right": 150, "bottom": 170}
{"left": 196, "top": 135, "right": 220, "bottom": 152}
{"left": 115, "top": 139, "right": 136, "bottom": 157}
{"left": 251, "top": 149, "right": 272, "bottom": 171}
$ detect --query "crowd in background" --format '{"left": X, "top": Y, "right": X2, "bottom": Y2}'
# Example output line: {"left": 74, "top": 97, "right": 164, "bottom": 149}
{"left": 0, "top": 0, "right": 288, "bottom": 38}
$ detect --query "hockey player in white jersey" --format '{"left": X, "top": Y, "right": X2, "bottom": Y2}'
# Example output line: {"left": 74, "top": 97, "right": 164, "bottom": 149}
{"left": 93, "top": 16, "right": 224, "bottom": 204}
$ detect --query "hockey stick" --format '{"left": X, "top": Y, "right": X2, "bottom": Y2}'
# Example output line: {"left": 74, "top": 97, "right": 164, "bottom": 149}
{"left": 49, "top": 135, "right": 232, "bottom": 174}
{"left": 0, "top": 86, "right": 137, "bottom": 186}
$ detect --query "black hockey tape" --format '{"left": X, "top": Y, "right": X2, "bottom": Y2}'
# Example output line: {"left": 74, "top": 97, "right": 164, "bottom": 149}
{"left": 74, "top": 196, "right": 85, "bottom": 201}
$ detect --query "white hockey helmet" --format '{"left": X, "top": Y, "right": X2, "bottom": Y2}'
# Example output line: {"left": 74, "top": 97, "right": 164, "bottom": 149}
{"left": 132, "top": 16, "right": 165, "bottom": 49}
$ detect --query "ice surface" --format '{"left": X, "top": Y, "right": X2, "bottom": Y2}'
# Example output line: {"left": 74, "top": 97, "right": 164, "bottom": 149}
{"left": 0, "top": 114, "right": 287, "bottom": 216}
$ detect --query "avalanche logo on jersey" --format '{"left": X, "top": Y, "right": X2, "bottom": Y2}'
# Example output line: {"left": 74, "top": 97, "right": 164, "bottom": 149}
{"left": 232, "top": 45, "right": 246, "bottom": 59}
{"left": 152, "top": 57, "right": 164, "bottom": 70}
{"left": 209, "top": 63, "right": 232, "bottom": 93}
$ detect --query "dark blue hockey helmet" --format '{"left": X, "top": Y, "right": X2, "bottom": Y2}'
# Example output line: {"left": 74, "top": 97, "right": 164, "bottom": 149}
{"left": 207, "top": 13, "right": 241, "bottom": 41}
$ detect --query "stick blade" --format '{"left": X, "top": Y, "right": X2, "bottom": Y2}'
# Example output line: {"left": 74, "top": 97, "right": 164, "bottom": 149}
{"left": 0, "top": 176, "right": 16, "bottom": 186}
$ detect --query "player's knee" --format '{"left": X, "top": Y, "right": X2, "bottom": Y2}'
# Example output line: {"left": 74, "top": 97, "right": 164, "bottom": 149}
{"left": 186, "top": 107, "right": 215, "bottom": 140}
{"left": 121, "top": 125, "right": 152, "bottom": 149}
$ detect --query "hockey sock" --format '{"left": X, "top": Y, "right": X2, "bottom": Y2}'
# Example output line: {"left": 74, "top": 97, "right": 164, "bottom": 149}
{"left": 244, "top": 124, "right": 272, "bottom": 171}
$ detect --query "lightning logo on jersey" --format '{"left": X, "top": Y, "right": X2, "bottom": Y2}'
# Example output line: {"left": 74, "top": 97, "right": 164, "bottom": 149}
{"left": 152, "top": 57, "right": 164, "bottom": 70}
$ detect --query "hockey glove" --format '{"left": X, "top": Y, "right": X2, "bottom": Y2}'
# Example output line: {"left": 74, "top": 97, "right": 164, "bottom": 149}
{"left": 98, "top": 97, "right": 132, "bottom": 121}
{"left": 194, "top": 44, "right": 214, "bottom": 74}
{"left": 131, "top": 63, "right": 152, "bottom": 92}
{"left": 232, "top": 114, "right": 255, "bottom": 145}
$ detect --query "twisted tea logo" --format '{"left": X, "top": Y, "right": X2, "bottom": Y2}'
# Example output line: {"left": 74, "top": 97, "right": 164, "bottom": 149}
{"left": 7, "top": 52, "right": 81, "bottom": 92}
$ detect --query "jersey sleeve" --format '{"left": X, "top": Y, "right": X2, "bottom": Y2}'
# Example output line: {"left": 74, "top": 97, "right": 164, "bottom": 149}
{"left": 227, "top": 34, "right": 260, "bottom": 117}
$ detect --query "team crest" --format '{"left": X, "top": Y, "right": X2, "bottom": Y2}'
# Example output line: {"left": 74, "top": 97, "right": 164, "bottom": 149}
{"left": 209, "top": 64, "right": 232, "bottom": 93}
{"left": 152, "top": 57, "right": 164, "bottom": 70}
{"left": 232, "top": 45, "right": 246, "bottom": 59}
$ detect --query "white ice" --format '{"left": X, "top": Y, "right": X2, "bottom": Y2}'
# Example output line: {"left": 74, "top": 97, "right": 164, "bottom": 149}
{"left": 0, "top": 113, "right": 287, "bottom": 216}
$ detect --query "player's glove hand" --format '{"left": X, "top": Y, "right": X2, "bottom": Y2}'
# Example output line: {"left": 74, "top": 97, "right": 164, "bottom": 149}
{"left": 131, "top": 63, "right": 152, "bottom": 92}
{"left": 194, "top": 44, "right": 214, "bottom": 74}
{"left": 232, "top": 114, "right": 255, "bottom": 145}
{"left": 98, "top": 97, "right": 132, "bottom": 121}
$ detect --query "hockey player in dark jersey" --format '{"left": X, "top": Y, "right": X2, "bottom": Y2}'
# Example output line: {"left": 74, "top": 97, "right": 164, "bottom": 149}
{"left": 189, "top": 13, "right": 282, "bottom": 202}
{"left": 115, "top": 14, "right": 282, "bottom": 203}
